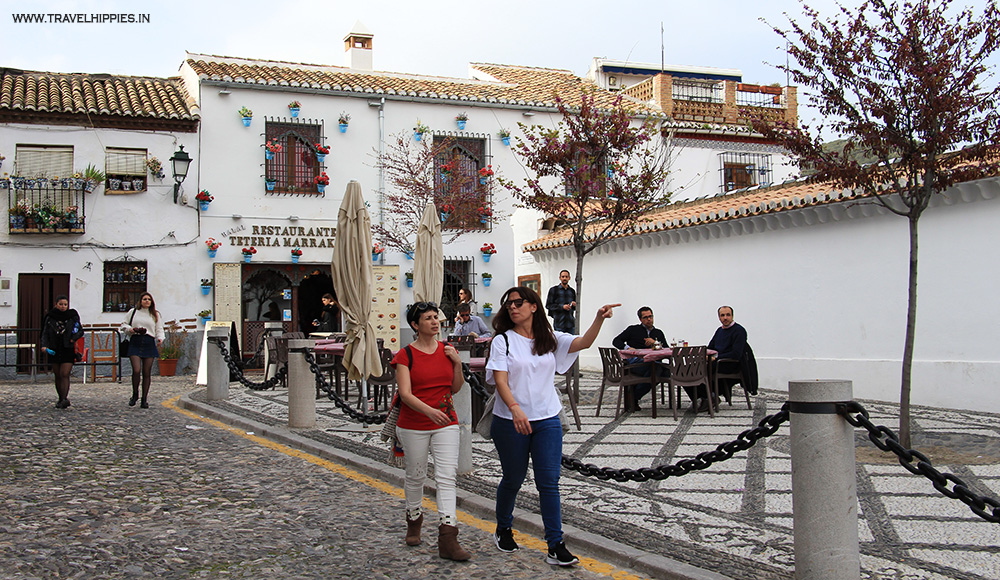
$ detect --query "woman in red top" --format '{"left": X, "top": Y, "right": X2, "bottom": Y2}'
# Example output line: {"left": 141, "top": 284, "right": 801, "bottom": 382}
{"left": 391, "top": 301, "right": 470, "bottom": 561}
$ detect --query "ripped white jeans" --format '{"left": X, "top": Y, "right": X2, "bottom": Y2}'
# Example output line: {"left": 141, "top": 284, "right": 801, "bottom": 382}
{"left": 396, "top": 424, "right": 460, "bottom": 525}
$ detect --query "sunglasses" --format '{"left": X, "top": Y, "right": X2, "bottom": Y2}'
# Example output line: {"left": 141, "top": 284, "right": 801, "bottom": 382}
{"left": 413, "top": 301, "right": 438, "bottom": 310}
{"left": 504, "top": 298, "right": 527, "bottom": 309}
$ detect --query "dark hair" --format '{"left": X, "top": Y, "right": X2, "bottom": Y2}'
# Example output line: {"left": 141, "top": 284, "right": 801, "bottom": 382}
{"left": 406, "top": 302, "right": 439, "bottom": 329}
{"left": 457, "top": 303, "right": 471, "bottom": 314}
{"left": 559, "top": 269, "right": 570, "bottom": 277}
{"left": 492, "top": 286, "right": 557, "bottom": 355}
{"left": 718, "top": 305, "right": 734, "bottom": 316}
{"left": 138, "top": 292, "right": 159, "bottom": 322}
{"left": 322, "top": 293, "right": 334, "bottom": 301}
{"left": 54, "top": 294, "right": 69, "bottom": 304}
{"left": 637, "top": 306, "right": 652, "bottom": 320}
{"left": 458, "top": 287, "right": 471, "bottom": 301}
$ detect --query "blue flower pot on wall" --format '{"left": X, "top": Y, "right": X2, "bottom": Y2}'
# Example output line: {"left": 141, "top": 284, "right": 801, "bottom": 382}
{"left": 201, "top": 316, "right": 211, "bottom": 325}
{"left": 242, "top": 117, "right": 252, "bottom": 127}
{"left": 291, "top": 255, "right": 300, "bottom": 264}
{"left": 339, "top": 123, "right": 348, "bottom": 133}
{"left": 457, "top": 120, "right": 467, "bottom": 130}
{"left": 266, "top": 150, "right": 274, "bottom": 161}
{"left": 201, "top": 285, "right": 211, "bottom": 295}
{"left": 406, "top": 278, "right": 413, "bottom": 288}
{"left": 208, "top": 249, "right": 218, "bottom": 258}
{"left": 415, "top": 132, "right": 423, "bottom": 142}
{"left": 199, "top": 201, "right": 210, "bottom": 211}
{"left": 289, "top": 107, "right": 300, "bottom": 118}
{"left": 317, "top": 184, "right": 326, "bottom": 193}
{"left": 483, "top": 307, "right": 492, "bottom": 317}
{"left": 483, "top": 278, "right": 491, "bottom": 287}
{"left": 501, "top": 137, "right": 511, "bottom": 146}
{"left": 317, "top": 153, "right": 326, "bottom": 163}
{"left": 266, "top": 181, "right": 276, "bottom": 191}
{"left": 482, "top": 253, "right": 491, "bottom": 263}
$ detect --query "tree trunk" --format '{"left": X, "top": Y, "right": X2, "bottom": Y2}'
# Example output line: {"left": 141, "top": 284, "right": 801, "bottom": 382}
{"left": 571, "top": 249, "right": 586, "bottom": 397}
{"left": 899, "top": 215, "right": 920, "bottom": 449}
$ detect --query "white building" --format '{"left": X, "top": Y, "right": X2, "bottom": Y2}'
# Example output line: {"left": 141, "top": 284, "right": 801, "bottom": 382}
{"left": 521, "top": 172, "right": 1000, "bottom": 413}
{"left": 0, "top": 68, "right": 200, "bottom": 373}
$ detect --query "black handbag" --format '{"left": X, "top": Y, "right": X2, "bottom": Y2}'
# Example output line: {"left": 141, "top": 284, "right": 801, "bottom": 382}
{"left": 119, "top": 309, "right": 136, "bottom": 358}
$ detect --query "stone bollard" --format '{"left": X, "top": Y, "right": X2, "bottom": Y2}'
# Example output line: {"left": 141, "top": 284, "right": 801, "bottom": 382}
{"left": 455, "top": 346, "right": 473, "bottom": 475}
{"left": 287, "top": 339, "right": 317, "bottom": 428}
{"left": 789, "top": 380, "right": 860, "bottom": 580}
{"left": 206, "top": 326, "right": 231, "bottom": 401}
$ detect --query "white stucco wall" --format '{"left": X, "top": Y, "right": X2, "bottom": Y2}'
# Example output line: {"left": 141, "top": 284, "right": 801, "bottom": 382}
{"left": 1, "top": 123, "right": 199, "bottom": 327}
{"left": 667, "top": 136, "right": 798, "bottom": 202}
{"left": 521, "top": 177, "right": 1000, "bottom": 413}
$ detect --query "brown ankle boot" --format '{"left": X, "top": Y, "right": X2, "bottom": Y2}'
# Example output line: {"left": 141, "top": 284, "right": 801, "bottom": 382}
{"left": 405, "top": 514, "right": 423, "bottom": 546}
{"left": 438, "top": 524, "right": 471, "bottom": 561}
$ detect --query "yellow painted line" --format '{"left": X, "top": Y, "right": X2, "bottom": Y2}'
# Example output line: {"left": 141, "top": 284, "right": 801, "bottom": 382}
{"left": 164, "top": 395, "right": 646, "bottom": 580}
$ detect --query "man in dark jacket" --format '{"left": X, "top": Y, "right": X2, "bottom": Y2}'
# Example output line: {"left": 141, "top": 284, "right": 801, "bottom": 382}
{"left": 708, "top": 305, "right": 758, "bottom": 406}
{"left": 612, "top": 306, "right": 669, "bottom": 411}
{"left": 545, "top": 270, "right": 577, "bottom": 333}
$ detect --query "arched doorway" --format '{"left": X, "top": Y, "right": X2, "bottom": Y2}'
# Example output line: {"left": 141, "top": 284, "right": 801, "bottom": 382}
{"left": 298, "top": 269, "right": 337, "bottom": 335}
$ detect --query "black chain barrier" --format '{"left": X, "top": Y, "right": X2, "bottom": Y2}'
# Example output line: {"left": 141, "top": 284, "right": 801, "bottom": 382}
{"left": 243, "top": 331, "right": 268, "bottom": 369}
{"left": 838, "top": 401, "right": 1000, "bottom": 523}
{"left": 211, "top": 338, "right": 287, "bottom": 391}
{"left": 562, "top": 403, "right": 791, "bottom": 482}
{"left": 297, "top": 348, "right": 389, "bottom": 425}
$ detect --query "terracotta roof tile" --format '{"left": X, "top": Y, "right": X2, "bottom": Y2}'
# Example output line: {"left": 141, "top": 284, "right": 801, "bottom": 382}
{"left": 0, "top": 68, "right": 198, "bottom": 124}
{"left": 185, "top": 54, "right": 652, "bottom": 113}
{"left": 523, "top": 178, "right": 891, "bottom": 251}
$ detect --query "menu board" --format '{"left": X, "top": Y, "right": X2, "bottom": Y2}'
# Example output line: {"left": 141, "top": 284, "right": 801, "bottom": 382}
{"left": 370, "top": 265, "right": 401, "bottom": 349}
{"left": 213, "top": 263, "right": 242, "bottom": 325}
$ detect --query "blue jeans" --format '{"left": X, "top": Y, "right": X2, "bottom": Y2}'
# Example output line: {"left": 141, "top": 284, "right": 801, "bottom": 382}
{"left": 491, "top": 415, "right": 564, "bottom": 548}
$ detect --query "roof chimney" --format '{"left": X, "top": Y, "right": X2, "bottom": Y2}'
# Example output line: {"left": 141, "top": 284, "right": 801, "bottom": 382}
{"left": 344, "top": 20, "right": 373, "bottom": 71}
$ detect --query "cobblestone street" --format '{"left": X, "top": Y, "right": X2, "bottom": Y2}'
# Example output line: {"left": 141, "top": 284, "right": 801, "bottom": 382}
{"left": 0, "top": 379, "right": 628, "bottom": 579}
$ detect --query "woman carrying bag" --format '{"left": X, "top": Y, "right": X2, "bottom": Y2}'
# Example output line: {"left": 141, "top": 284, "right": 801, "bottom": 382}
{"left": 390, "top": 301, "right": 471, "bottom": 561}
{"left": 486, "top": 286, "right": 617, "bottom": 566}
{"left": 40, "top": 295, "right": 84, "bottom": 409}
{"left": 119, "top": 292, "right": 165, "bottom": 408}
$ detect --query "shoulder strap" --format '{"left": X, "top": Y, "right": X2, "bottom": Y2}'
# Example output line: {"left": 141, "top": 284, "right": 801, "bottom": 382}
{"left": 404, "top": 344, "right": 414, "bottom": 370}
{"left": 500, "top": 332, "right": 509, "bottom": 355}
{"left": 128, "top": 309, "right": 137, "bottom": 325}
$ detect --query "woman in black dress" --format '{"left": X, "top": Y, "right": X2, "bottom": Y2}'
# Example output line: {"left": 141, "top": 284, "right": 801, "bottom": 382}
{"left": 40, "top": 295, "right": 84, "bottom": 409}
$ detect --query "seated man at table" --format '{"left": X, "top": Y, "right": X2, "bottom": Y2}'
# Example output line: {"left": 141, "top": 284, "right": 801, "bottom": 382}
{"left": 453, "top": 303, "right": 491, "bottom": 338}
{"left": 707, "top": 305, "right": 758, "bottom": 405}
{"left": 612, "top": 306, "right": 668, "bottom": 411}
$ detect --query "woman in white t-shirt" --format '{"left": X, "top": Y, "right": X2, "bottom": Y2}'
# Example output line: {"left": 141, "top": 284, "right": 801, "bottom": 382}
{"left": 486, "top": 286, "right": 618, "bottom": 567}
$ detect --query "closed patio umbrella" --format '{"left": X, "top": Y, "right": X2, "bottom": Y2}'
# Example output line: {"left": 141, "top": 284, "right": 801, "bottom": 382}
{"left": 413, "top": 202, "right": 444, "bottom": 322}
{"left": 331, "top": 181, "right": 382, "bottom": 386}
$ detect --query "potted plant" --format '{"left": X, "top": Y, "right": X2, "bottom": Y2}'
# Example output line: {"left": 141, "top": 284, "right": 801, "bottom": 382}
{"left": 480, "top": 243, "right": 496, "bottom": 262}
{"left": 241, "top": 246, "right": 257, "bottom": 263}
{"left": 83, "top": 164, "right": 105, "bottom": 193}
{"left": 238, "top": 106, "right": 253, "bottom": 127}
{"left": 315, "top": 172, "right": 330, "bottom": 193}
{"left": 195, "top": 189, "right": 213, "bottom": 210}
{"left": 405, "top": 271, "right": 414, "bottom": 288}
{"left": 414, "top": 120, "right": 430, "bottom": 141}
{"left": 456, "top": 112, "right": 469, "bottom": 130}
{"left": 479, "top": 164, "right": 494, "bottom": 185}
{"left": 288, "top": 100, "right": 301, "bottom": 117}
{"left": 315, "top": 143, "right": 330, "bottom": 163}
{"left": 439, "top": 203, "right": 454, "bottom": 223}
{"left": 482, "top": 302, "right": 493, "bottom": 317}
{"left": 482, "top": 272, "right": 493, "bottom": 287}
{"left": 478, "top": 205, "right": 493, "bottom": 224}
{"left": 146, "top": 156, "right": 164, "bottom": 180}
{"left": 205, "top": 237, "right": 222, "bottom": 258}
{"left": 401, "top": 243, "right": 414, "bottom": 260}
{"left": 63, "top": 206, "right": 80, "bottom": 229}
{"left": 8, "top": 198, "right": 28, "bottom": 229}
{"left": 197, "top": 309, "right": 212, "bottom": 325}
{"left": 291, "top": 247, "right": 302, "bottom": 263}
{"left": 265, "top": 176, "right": 277, "bottom": 191}
{"left": 200, "top": 278, "right": 212, "bottom": 295}
{"left": 372, "top": 241, "right": 384, "bottom": 262}
{"left": 338, "top": 112, "right": 351, "bottom": 133}
{"left": 498, "top": 128, "right": 511, "bottom": 146}
{"left": 158, "top": 322, "right": 185, "bottom": 376}
{"left": 265, "top": 139, "right": 282, "bottom": 160}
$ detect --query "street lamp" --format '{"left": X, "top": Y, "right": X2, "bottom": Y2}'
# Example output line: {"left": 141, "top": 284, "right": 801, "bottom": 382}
{"left": 170, "top": 145, "right": 192, "bottom": 204}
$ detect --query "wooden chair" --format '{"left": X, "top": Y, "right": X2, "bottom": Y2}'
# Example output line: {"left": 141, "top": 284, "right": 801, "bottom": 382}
{"left": 88, "top": 330, "right": 119, "bottom": 382}
{"left": 713, "top": 343, "right": 755, "bottom": 410}
{"left": 365, "top": 348, "right": 397, "bottom": 412}
{"left": 595, "top": 347, "right": 651, "bottom": 419}
{"left": 667, "top": 346, "right": 715, "bottom": 419}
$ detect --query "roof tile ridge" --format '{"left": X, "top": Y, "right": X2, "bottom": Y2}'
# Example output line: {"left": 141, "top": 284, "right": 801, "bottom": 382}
{"left": 471, "top": 62, "right": 576, "bottom": 75}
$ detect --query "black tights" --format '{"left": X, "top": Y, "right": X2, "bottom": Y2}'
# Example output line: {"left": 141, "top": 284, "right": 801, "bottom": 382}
{"left": 130, "top": 355, "right": 154, "bottom": 400}
{"left": 53, "top": 362, "right": 73, "bottom": 401}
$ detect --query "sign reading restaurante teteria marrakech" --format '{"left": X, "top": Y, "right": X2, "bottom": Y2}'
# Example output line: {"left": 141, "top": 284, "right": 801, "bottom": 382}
{"left": 221, "top": 224, "right": 337, "bottom": 249}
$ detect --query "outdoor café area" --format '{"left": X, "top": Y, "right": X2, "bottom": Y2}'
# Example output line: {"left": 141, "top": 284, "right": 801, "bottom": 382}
{"left": 255, "top": 329, "right": 752, "bottom": 427}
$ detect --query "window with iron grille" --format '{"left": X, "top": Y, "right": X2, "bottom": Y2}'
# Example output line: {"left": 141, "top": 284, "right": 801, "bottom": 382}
{"left": 719, "top": 152, "right": 772, "bottom": 193}
{"left": 433, "top": 136, "right": 491, "bottom": 230}
{"left": 105, "top": 147, "right": 148, "bottom": 193}
{"left": 102, "top": 260, "right": 147, "bottom": 313}
{"left": 264, "top": 120, "right": 324, "bottom": 195}
{"left": 563, "top": 147, "right": 611, "bottom": 198}
{"left": 15, "top": 144, "right": 74, "bottom": 178}
{"left": 672, "top": 79, "right": 724, "bottom": 103}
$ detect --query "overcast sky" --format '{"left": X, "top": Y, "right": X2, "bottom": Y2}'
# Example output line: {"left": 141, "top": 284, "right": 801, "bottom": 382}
{"left": 3, "top": 0, "right": 997, "bottom": 132}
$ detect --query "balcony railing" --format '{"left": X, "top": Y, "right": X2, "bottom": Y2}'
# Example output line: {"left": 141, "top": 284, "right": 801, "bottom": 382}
{"left": 5, "top": 178, "right": 87, "bottom": 234}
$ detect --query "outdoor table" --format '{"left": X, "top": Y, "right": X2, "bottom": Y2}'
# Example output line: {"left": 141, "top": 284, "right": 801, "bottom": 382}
{"left": 0, "top": 343, "right": 38, "bottom": 381}
{"left": 617, "top": 347, "right": 718, "bottom": 418}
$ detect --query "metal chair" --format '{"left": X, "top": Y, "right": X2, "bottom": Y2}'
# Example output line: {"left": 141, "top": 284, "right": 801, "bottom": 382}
{"left": 713, "top": 343, "right": 755, "bottom": 410}
{"left": 365, "top": 347, "right": 397, "bottom": 412}
{"left": 596, "top": 347, "right": 651, "bottom": 418}
{"left": 668, "top": 346, "right": 715, "bottom": 419}
{"left": 557, "top": 368, "right": 582, "bottom": 430}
